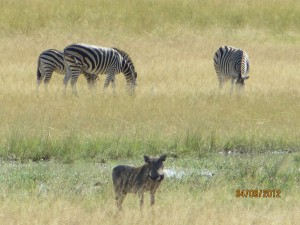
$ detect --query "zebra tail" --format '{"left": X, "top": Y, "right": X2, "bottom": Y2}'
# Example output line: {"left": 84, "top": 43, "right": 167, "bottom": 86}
{"left": 37, "top": 58, "right": 42, "bottom": 81}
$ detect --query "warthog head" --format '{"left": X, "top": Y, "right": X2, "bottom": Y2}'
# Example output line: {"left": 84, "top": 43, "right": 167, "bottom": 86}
{"left": 144, "top": 155, "right": 167, "bottom": 181}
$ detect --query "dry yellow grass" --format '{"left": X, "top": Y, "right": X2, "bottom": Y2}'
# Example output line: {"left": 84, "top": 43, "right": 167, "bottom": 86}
{"left": 0, "top": 191, "right": 299, "bottom": 225}
{"left": 1, "top": 29, "right": 299, "bottom": 147}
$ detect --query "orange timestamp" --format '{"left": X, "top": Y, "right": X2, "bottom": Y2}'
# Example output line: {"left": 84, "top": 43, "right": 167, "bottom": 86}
{"left": 236, "top": 189, "right": 281, "bottom": 198}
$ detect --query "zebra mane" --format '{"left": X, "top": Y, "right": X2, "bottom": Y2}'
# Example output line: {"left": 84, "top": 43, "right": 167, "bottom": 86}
{"left": 112, "top": 47, "right": 136, "bottom": 71}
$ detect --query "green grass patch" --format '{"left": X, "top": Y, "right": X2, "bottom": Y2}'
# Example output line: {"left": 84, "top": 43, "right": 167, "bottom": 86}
{"left": 2, "top": 128, "right": 299, "bottom": 162}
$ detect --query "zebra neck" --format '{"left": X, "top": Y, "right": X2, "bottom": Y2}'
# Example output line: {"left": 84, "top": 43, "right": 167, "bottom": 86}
{"left": 121, "top": 61, "right": 133, "bottom": 81}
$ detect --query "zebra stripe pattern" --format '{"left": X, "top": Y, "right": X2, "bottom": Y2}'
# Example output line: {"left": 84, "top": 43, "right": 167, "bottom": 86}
{"left": 213, "top": 46, "right": 250, "bottom": 92}
{"left": 63, "top": 43, "right": 137, "bottom": 95}
{"left": 37, "top": 49, "right": 98, "bottom": 91}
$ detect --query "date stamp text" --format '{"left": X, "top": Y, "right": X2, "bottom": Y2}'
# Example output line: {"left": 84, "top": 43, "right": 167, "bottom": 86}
{"left": 236, "top": 189, "right": 281, "bottom": 198}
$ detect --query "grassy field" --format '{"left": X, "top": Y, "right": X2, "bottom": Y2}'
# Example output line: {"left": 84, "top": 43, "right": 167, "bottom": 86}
{"left": 0, "top": 0, "right": 300, "bottom": 224}
{"left": 0, "top": 154, "right": 299, "bottom": 225}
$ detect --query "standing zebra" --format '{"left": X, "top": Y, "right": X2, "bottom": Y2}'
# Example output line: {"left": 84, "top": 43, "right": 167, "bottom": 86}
{"left": 63, "top": 43, "right": 137, "bottom": 96}
{"left": 213, "top": 46, "right": 250, "bottom": 93}
{"left": 37, "top": 49, "right": 98, "bottom": 91}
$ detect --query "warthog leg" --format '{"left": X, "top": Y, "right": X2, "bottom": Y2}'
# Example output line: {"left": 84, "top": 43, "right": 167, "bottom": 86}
{"left": 139, "top": 193, "right": 144, "bottom": 209}
{"left": 150, "top": 191, "right": 156, "bottom": 206}
{"left": 116, "top": 192, "right": 126, "bottom": 211}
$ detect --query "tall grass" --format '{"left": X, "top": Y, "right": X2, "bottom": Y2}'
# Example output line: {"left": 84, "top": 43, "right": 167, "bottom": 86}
{"left": 1, "top": 0, "right": 300, "bottom": 35}
{"left": 1, "top": 91, "right": 299, "bottom": 161}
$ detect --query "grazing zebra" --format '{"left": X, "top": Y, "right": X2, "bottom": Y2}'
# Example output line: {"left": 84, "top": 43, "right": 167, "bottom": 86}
{"left": 63, "top": 43, "right": 137, "bottom": 96}
{"left": 213, "top": 46, "right": 250, "bottom": 93}
{"left": 37, "top": 49, "right": 98, "bottom": 91}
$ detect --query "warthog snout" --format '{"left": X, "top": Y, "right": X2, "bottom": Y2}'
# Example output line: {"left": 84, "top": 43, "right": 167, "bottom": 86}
{"left": 149, "top": 172, "right": 164, "bottom": 181}
{"left": 112, "top": 154, "right": 167, "bottom": 211}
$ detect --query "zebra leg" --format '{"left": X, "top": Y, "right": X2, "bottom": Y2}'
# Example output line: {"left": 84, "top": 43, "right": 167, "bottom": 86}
{"left": 217, "top": 74, "right": 224, "bottom": 91}
{"left": 103, "top": 76, "right": 110, "bottom": 89}
{"left": 90, "top": 74, "right": 99, "bottom": 90}
{"left": 218, "top": 78, "right": 225, "bottom": 95}
{"left": 111, "top": 77, "right": 116, "bottom": 96}
{"left": 63, "top": 75, "right": 71, "bottom": 95}
{"left": 83, "top": 73, "right": 94, "bottom": 90}
{"left": 103, "top": 73, "right": 115, "bottom": 95}
{"left": 43, "top": 70, "right": 54, "bottom": 92}
{"left": 88, "top": 76, "right": 94, "bottom": 90}
{"left": 70, "top": 76, "right": 80, "bottom": 96}
{"left": 219, "top": 81, "right": 223, "bottom": 90}
{"left": 36, "top": 65, "right": 46, "bottom": 92}
{"left": 63, "top": 65, "right": 72, "bottom": 94}
{"left": 36, "top": 72, "right": 44, "bottom": 92}
{"left": 85, "top": 74, "right": 99, "bottom": 96}
{"left": 64, "top": 55, "right": 83, "bottom": 96}
{"left": 44, "top": 80, "right": 49, "bottom": 92}
{"left": 230, "top": 79, "right": 236, "bottom": 95}
{"left": 63, "top": 65, "right": 80, "bottom": 95}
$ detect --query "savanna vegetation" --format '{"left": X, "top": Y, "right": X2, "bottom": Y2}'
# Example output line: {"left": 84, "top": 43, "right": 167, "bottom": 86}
{"left": 0, "top": 0, "right": 299, "bottom": 224}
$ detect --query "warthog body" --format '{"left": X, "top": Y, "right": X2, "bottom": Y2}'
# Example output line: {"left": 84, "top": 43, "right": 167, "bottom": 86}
{"left": 112, "top": 155, "right": 167, "bottom": 210}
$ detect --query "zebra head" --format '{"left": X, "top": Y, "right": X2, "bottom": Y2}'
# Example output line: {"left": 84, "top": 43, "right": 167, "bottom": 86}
{"left": 127, "top": 64, "right": 137, "bottom": 86}
{"left": 237, "top": 50, "right": 250, "bottom": 87}
{"left": 125, "top": 68, "right": 137, "bottom": 96}
{"left": 237, "top": 75, "right": 250, "bottom": 87}
{"left": 113, "top": 48, "right": 137, "bottom": 94}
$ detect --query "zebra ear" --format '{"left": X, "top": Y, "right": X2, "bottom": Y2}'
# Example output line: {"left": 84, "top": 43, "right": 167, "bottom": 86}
{"left": 243, "top": 76, "right": 249, "bottom": 80}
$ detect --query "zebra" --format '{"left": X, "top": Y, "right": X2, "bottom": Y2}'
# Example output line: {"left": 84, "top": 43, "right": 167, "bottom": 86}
{"left": 37, "top": 49, "right": 99, "bottom": 91}
{"left": 63, "top": 43, "right": 137, "bottom": 96}
{"left": 213, "top": 46, "right": 250, "bottom": 93}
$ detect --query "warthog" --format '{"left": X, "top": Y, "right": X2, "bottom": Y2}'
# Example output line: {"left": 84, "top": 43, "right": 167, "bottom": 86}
{"left": 112, "top": 154, "right": 167, "bottom": 210}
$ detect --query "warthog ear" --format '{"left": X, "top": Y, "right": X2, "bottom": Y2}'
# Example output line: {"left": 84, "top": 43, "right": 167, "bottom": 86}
{"left": 144, "top": 155, "right": 151, "bottom": 163}
{"left": 243, "top": 76, "right": 250, "bottom": 80}
{"left": 159, "top": 154, "right": 167, "bottom": 162}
